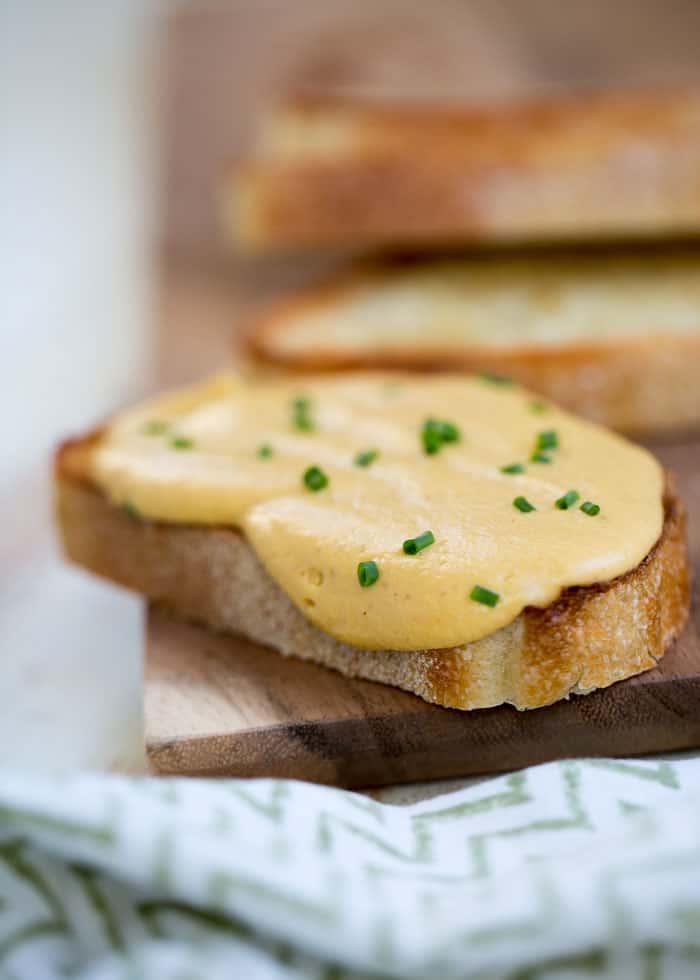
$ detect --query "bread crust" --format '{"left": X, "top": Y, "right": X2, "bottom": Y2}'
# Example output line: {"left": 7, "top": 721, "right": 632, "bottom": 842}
{"left": 230, "top": 90, "right": 700, "bottom": 250}
{"left": 54, "top": 434, "right": 689, "bottom": 711}
{"left": 246, "top": 260, "right": 700, "bottom": 435}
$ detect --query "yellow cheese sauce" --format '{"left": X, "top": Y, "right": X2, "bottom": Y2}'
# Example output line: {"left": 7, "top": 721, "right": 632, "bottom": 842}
{"left": 91, "top": 373, "right": 664, "bottom": 651}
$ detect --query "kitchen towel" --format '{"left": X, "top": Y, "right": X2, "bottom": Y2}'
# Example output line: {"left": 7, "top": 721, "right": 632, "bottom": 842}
{"left": 1, "top": 755, "right": 699, "bottom": 979}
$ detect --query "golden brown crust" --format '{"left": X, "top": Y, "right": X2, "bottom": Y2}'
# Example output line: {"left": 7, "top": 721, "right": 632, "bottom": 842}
{"left": 54, "top": 433, "right": 689, "bottom": 711}
{"left": 246, "top": 260, "right": 700, "bottom": 435}
{"left": 54, "top": 427, "right": 105, "bottom": 485}
{"left": 268, "top": 90, "right": 700, "bottom": 164}
{"left": 229, "top": 90, "right": 700, "bottom": 250}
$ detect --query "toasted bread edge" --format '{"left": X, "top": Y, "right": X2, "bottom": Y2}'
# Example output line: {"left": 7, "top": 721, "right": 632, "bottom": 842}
{"left": 246, "top": 272, "right": 700, "bottom": 435}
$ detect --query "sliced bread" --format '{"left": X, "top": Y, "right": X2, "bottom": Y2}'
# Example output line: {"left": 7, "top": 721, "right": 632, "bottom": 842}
{"left": 229, "top": 91, "right": 700, "bottom": 251}
{"left": 56, "top": 435, "right": 689, "bottom": 712}
{"left": 247, "top": 250, "right": 700, "bottom": 434}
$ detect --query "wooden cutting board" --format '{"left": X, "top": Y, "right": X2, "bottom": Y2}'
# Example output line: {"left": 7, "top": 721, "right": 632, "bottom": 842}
{"left": 145, "top": 438, "right": 700, "bottom": 788}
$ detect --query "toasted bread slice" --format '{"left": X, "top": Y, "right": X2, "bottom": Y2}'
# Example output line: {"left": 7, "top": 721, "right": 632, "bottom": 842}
{"left": 247, "top": 250, "right": 700, "bottom": 435}
{"left": 55, "top": 433, "right": 688, "bottom": 711}
{"left": 229, "top": 91, "right": 700, "bottom": 251}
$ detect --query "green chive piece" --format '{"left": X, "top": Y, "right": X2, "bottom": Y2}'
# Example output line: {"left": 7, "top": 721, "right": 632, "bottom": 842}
{"left": 143, "top": 419, "right": 168, "bottom": 436}
{"left": 501, "top": 462, "right": 525, "bottom": 475}
{"left": 470, "top": 585, "right": 500, "bottom": 607}
{"left": 422, "top": 423, "right": 442, "bottom": 455}
{"left": 478, "top": 371, "right": 513, "bottom": 386}
{"left": 294, "top": 415, "right": 314, "bottom": 433}
{"left": 303, "top": 465, "right": 328, "bottom": 492}
{"left": 403, "top": 530, "right": 436, "bottom": 555}
{"left": 530, "top": 451, "right": 552, "bottom": 464}
{"left": 292, "top": 395, "right": 315, "bottom": 432}
{"left": 421, "top": 418, "right": 461, "bottom": 454}
{"left": 357, "top": 560, "right": 379, "bottom": 588}
{"left": 354, "top": 449, "right": 378, "bottom": 468}
{"left": 556, "top": 489, "right": 580, "bottom": 510}
{"left": 580, "top": 501, "right": 601, "bottom": 516}
{"left": 513, "top": 496, "right": 536, "bottom": 513}
{"left": 122, "top": 500, "right": 140, "bottom": 521}
{"left": 257, "top": 444, "right": 273, "bottom": 459}
{"left": 536, "top": 430, "right": 558, "bottom": 451}
{"left": 171, "top": 436, "right": 193, "bottom": 450}
{"left": 530, "top": 401, "right": 549, "bottom": 414}
{"left": 438, "top": 420, "right": 460, "bottom": 443}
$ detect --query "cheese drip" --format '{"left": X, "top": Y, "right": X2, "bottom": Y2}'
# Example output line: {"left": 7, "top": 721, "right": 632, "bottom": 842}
{"left": 91, "top": 373, "right": 664, "bottom": 651}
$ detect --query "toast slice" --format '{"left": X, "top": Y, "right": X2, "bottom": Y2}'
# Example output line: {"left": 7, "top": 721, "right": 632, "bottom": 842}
{"left": 247, "top": 250, "right": 700, "bottom": 435}
{"left": 229, "top": 90, "right": 700, "bottom": 252}
{"left": 55, "top": 434, "right": 689, "bottom": 712}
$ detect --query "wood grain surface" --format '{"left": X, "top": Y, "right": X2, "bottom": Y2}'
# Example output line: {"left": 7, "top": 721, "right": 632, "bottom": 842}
{"left": 144, "top": 437, "right": 700, "bottom": 788}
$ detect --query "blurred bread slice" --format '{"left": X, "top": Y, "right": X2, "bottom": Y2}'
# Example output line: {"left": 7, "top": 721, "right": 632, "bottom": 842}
{"left": 228, "top": 90, "right": 700, "bottom": 252}
{"left": 247, "top": 249, "right": 700, "bottom": 434}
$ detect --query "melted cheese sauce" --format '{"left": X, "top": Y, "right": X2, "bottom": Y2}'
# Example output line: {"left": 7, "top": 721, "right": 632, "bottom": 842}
{"left": 91, "top": 373, "right": 664, "bottom": 651}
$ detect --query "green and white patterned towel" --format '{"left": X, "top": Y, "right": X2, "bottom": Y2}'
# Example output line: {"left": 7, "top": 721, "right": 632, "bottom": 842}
{"left": 2, "top": 756, "right": 700, "bottom": 980}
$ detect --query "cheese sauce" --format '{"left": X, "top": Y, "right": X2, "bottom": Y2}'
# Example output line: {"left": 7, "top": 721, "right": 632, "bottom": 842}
{"left": 91, "top": 373, "right": 664, "bottom": 651}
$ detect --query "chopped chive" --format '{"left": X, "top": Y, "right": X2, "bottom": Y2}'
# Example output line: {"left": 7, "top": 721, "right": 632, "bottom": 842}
{"left": 291, "top": 395, "right": 315, "bottom": 432}
{"left": 171, "top": 436, "right": 193, "bottom": 450}
{"left": 403, "top": 530, "right": 435, "bottom": 555}
{"left": 478, "top": 371, "right": 513, "bottom": 386}
{"left": 556, "top": 489, "right": 580, "bottom": 510}
{"left": 121, "top": 500, "right": 140, "bottom": 521}
{"left": 143, "top": 419, "right": 168, "bottom": 436}
{"left": 357, "top": 560, "right": 379, "bottom": 588}
{"left": 354, "top": 449, "right": 378, "bottom": 468}
{"left": 500, "top": 462, "right": 525, "bottom": 475}
{"left": 303, "top": 465, "right": 328, "bottom": 492}
{"left": 530, "top": 401, "right": 549, "bottom": 414}
{"left": 470, "top": 585, "right": 500, "bottom": 607}
{"left": 295, "top": 415, "right": 314, "bottom": 432}
{"left": 421, "top": 417, "right": 461, "bottom": 455}
{"left": 530, "top": 451, "right": 552, "bottom": 464}
{"left": 536, "top": 430, "right": 558, "bottom": 451}
{"left": 580, "top": 501, "right": 601, "bottom": 516}
{"left": 257, "top": 444, "right": 273, "bottom": 459}
{"left": 513, "top": 496, "right": 536, "bottom": 513}
{"left": 422, "top": 423, "right": 442, "bottom": 455}
{"left": 438, "top": 420, "right": 460, "bottom": 443}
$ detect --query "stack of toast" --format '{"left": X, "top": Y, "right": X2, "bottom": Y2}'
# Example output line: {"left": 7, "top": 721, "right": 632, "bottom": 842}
{"left": 57, "top": 89, "right": 695, "bottom": 732}
{"left": 233, "top": 91, "right": 700, "bottom": 435}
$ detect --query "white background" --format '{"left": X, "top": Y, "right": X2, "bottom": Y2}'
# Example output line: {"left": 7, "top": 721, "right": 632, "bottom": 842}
{"left": 0, "top": 0, "right": 160, "bottom": 772}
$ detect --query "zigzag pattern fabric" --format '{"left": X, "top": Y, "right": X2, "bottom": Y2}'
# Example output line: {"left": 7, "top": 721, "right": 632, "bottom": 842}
{"left": 1, "top": 756, "right": 699, "bottom": 979}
